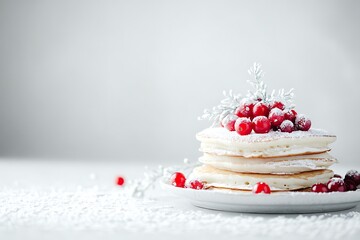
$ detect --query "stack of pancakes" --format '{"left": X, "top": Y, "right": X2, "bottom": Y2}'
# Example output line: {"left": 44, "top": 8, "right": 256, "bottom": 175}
{"left": 188, "top": 127, "right": 337, "bottom": 191}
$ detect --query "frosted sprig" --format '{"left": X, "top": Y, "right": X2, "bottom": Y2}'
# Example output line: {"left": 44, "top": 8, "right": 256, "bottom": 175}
{"left": 125, "top": 158, "right": 200, "bottom": 198}
{"left": 247, "top": 63, "right": 295, "bottom": 107}
{"left": 198, "top": 62, "right": 296, "bottom": 126}
{"left": 198, "top": 90, "right": 242, "bottom": 127}
{"left": 269, "top": 88, "right": 295, "bottom": 109}
{"left": 246, "top": 62, "right": 268, "bottom": 101}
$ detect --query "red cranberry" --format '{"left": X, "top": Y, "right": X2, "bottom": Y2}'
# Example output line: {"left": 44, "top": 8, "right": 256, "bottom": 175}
{"left": 221, "top": 114, "right": 238, "bottom": 131}
{"left": 235, "top": 99, "right": 254, "bottom": 118}
{"left": 116, "top": 176, "right": 125, "bottom": 186}
{"left": 270, "top": 101, "right": 285, "bottom": 110}
{"left": 279, "top": 120, "right": 294, "bottom": 133}
{"left": 252, "top": 182, "right": 271, "bottom": 194}
{"left": 345, "top": 180, "right": 357, "bottom": 191}
{"left": 170, "top": 172, "right": 186, "bottom": 188}
{"left": 284, "top": 109, "right": 297, "bottom": 122}
{"left": 295, "top": 114, "right": 311, "bottom": 131}
{"left": 268, "top": 108, "right": 285, "bottom": 127}
{"left": 333, "top": 174, "right": 342, "bottom": 179}
{"left": 327, "top": 178, "right": 347, "bottom": 192}
{"left": 252, "top": 116, "right": 271, "bottom": 134}
{"left": 344, "top": 170, "right": 360, "bottom": 186}
{"left": 311, "top": 183, "right": 329, "bottom": 193}
{"left": 235, "top": 117, "right": 253, "bottom": 135}
{"left": 252, "top": 102, "right": 270, "bottom": 117}
{"left": 188, "top": 180, "right": 204, "bottom": 190}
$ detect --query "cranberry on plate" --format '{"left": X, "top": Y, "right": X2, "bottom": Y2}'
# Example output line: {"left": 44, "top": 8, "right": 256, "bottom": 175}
{"left": 327, "top": 178, "right": 347, "bottom": 192}
{"left": 311, "top": 183, "right": 329, "bottom": 193}
{"left": 170, "top": 172, "right": 186, "bottom": 188}
{"left": 188, "top": 180, "right": 204, "bottom": 190}
{"left": 252, "top": 182, "right": 271, "bottom": 194}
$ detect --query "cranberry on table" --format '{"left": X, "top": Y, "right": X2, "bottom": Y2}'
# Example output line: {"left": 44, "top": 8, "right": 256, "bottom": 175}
{"left": 188, "top": 180, "right": 204, "bottom": 190}
{"left": 116, "top": 176, "right": 125, "bottom": 186}
{"left": 344, "top": 170, "right": 360, "bottom": 186}
{"left": 279, "top": 120, "right": 294, "bottom": 133}
{"left": 170, "top": 172, "right": 186, "bottom": 188}
{"left": 295, "top": 114, "right": 311, "bottom": 131}
{"left": 252, "top": 182, "right": 271, "bottom": 194}
{"left": 327, "top": 178, "right": 347, "bottom": 192}
{"left": 268, "top": 108, "right": 285, "bottom": 127}
{"left": 235, "top": 117, "right": 253, "bottom": 135}
{"left": 311, "top": 183, "right": 329, "bottom": 193}
{"left": 252, "top": 116, "right": 271, "bottom": 134}
{"left": 252, "top": 102, "right": 270, "bottom": 117}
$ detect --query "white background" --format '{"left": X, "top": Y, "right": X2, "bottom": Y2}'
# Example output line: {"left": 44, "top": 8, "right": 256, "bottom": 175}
{"left": 0, "top": 0, "right": 359, "bottom": 165}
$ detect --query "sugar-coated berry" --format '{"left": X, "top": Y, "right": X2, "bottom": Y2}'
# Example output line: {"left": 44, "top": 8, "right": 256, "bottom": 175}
{"left": 252, "top": 116, "right": 271, "bottom": 134}
{"left": 327, "top": 178, "right": 347, "bottom": 192}
{"left": 268, "top": 108, "right": 285, "bottom": 127}
{"left": 221, "top": 114, "right": 238, "bottom": 131}
{"left": 252, "top": 182, "right": 271, "bottom": 194}
{"left": 188, "top": 180, "right": 204, "bottom": 190}
{"left": 235, "top": 99, "right": 254, "bottom": 118}
{"left": 295, "top": 114, "right": 311, "bottom": 131}
{"left": 116, "top": 176, "right": 125, "bottom": 186}
{"left": 284, "top": 109, "right": 297, "bottom": 123}
{"left": 170, "top": 172, "right": 186, "bottom": 188}
{"left": 279, "top": 120, "right": 294, "bottom": 133}
{"left": 235, "top": 117, "right": 253, "bottom": 135}
{"left": 345, "top": 180, "right": 357, "bottom": 191}
{"left": 311, "top": 183, "right": 329, "bottom": 193}
{"left": 270, "top": 101, "right": 285, "bottom": 110}
{"left": 344, "top": 170, "right": 360, "bottom": 186}
{"left": 252, "top": 102, "right": 270, "bottom": 117}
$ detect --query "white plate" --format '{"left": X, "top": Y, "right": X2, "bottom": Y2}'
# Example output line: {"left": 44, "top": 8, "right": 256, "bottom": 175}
{"left": 161, "top": 180, "right": 360, "bottom": 213}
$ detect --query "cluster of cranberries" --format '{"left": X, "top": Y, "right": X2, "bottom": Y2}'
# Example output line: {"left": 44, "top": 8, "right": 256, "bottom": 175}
{"left": 221, "top": 99, "right": 311, "bottom": 135}
{"left": 170, "top": 172, "right": 204, "bottom": 190}
{"left": 311, "top": 170, "right": 360, "bottom": 193}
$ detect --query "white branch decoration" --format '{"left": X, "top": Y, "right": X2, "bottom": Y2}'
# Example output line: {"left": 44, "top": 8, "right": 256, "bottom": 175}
{"left": 198, "top": 90, "right": 242, "bottom": 127}
{"left": 199, "top": 63, "right": 295, "bottom": 126}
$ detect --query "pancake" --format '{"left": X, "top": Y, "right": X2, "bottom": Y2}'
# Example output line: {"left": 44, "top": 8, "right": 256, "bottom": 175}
{"left": 199, "top": 152, "right": 337, "bottom": 174}
{"left": 197, "top": 127, "right": 336, "bottom": 158}
{"left": 187, "top": 165, "right": 334, "bottom": 191}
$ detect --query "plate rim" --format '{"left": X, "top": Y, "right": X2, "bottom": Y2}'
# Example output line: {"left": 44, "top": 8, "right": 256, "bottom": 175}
{"left": 161, "top": 179, "right": 360, "bottom": 212}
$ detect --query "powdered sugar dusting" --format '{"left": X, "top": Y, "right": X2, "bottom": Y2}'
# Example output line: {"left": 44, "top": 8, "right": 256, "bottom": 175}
{"left": 1, "top": 186, "right": 360, "bottom": 240}
{"left": 1, "top": 159, "right": 360, "bottom": 240}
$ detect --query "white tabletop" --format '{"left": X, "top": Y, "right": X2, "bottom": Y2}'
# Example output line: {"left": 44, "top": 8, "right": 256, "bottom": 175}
{"left": 0, "top": 159, "right": 359, "bottom": 240}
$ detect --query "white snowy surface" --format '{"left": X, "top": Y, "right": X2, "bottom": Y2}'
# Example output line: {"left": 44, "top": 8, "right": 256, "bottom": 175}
{"left": 0, "top": 159, "right": 360, "bottom": 240}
